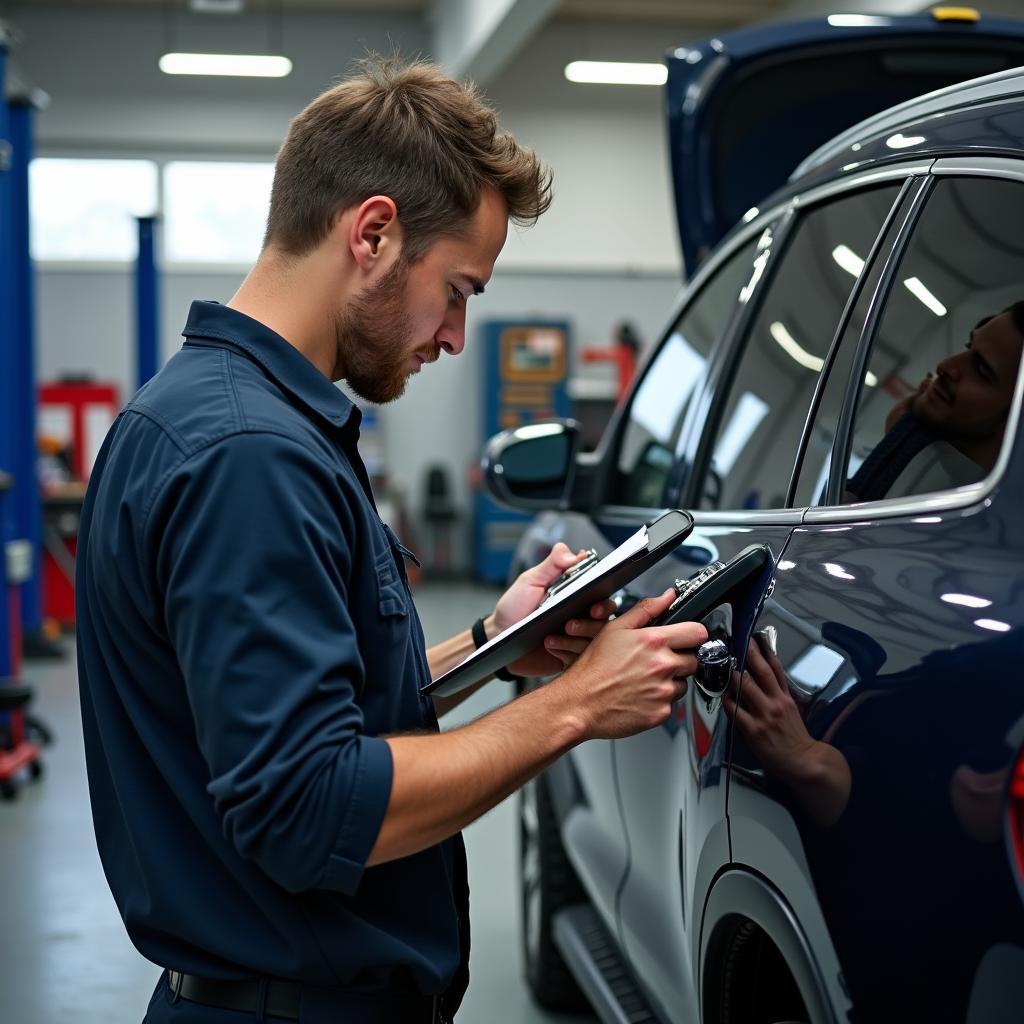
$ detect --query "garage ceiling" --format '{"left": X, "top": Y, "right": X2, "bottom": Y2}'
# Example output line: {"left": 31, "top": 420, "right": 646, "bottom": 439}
{"left": 7, "top": 0, "right": 787, "bottom": 28}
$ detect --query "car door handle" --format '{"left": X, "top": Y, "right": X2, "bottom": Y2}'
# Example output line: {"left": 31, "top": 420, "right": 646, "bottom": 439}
{"left": 695, "top": 638, "right": 734, "bottom": 710}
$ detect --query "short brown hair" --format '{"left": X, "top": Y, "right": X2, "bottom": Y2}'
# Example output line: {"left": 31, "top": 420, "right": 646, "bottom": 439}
{"left": 265, "top": 55, "right": 552, "bottom": 259}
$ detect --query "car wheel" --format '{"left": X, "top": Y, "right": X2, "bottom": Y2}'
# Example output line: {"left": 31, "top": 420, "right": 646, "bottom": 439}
{"left": 520, "top": 769, "right": 588, "bottom": 1010}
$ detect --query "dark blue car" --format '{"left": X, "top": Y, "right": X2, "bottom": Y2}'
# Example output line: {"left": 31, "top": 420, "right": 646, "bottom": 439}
{"left": 482, "top": 17, "right": 1024, "bottom": 1024}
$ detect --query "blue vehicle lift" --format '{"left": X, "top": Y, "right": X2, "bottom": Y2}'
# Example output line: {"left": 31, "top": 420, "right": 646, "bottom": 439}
{"left": 0, "top": 25, "right": 46, "bottom": 796}
{"left": 135, "top": 215, "right": 159, "bottom": 390}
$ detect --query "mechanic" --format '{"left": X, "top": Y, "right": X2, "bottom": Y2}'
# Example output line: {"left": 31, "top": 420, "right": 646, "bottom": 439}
{"left": 75, "top": 56, "right": 707, "bottom": 1024}
{"left": 847, "top": 301, "right": 1024, "bottom": 501}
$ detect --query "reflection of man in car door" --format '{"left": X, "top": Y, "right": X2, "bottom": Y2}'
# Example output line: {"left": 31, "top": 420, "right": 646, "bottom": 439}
{"left": 730, "top": 629, "right": 1024, "bottom": 1023}
{"left": 847, "top": 301, "right": 1024, "bottom": 501}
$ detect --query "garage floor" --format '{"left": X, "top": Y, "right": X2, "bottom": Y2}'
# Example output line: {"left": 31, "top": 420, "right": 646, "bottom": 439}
{"left": 0, "top": 581, "right": 596, "bottom": 1023}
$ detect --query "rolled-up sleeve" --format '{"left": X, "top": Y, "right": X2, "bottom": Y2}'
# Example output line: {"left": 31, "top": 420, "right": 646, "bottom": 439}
{"left": 149, "top": 430, "right": 393, "bottom": 896}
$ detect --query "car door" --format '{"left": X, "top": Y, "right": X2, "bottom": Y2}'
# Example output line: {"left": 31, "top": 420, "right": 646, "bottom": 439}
{"left": 611, "top": 172, "right": 916, "bottom": 1022}
{"left": 518, "top": 230, "right": 765, "bottom": 937}
{"left": 728, "top": 165, "right": 1024, "bottom": 1023}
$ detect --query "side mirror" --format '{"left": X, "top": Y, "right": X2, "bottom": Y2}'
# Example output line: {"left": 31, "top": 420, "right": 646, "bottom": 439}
{"left": 481, "top": 420, "right": 581, "bottom": 511}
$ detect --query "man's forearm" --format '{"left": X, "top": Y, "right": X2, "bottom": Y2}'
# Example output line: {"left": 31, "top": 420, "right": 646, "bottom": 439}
{"left": 426, "top": 615, "right": 499, "bottom": 718}
{"left": 426, "top": 614, "right": 496, "bottom": 678}
{"left": 368, "top": 680, "right": 584, "bottom": 865}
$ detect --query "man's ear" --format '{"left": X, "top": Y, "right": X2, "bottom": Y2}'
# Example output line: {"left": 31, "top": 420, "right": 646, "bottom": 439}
{"left": 348, "top": 195, "right": 401, "bottom": 273}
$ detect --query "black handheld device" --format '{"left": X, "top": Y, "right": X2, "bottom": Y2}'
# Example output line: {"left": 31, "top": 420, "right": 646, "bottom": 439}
{"left": 422, "top": 509, "right": 695, "bottom": 699}
{"left": 656, "top": 544, "right": 772, "bottom": 627}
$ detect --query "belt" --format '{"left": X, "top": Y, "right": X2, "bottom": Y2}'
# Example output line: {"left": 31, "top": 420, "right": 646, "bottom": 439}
{"left": 166, "top": 970, "right": 447, "bottom": 1023}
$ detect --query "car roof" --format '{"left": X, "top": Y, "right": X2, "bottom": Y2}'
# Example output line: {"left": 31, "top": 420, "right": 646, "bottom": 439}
{"left": 792, "top": 65, "right": 1024, "bottom": 182}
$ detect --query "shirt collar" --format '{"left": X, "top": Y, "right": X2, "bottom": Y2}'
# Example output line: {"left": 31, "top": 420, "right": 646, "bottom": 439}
{"left": 182, "top": 300, "right": 361, "bottom": 433}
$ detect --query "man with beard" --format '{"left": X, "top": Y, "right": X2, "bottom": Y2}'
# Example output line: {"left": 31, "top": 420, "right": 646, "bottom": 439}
{"left": 75, "top": 57, "right": 707, "bottom": 1024}
{"left": 847, "top": 301, "right": 1024, "bottom": 502}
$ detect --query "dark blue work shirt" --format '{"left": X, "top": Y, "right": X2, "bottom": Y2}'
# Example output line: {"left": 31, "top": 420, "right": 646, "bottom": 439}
{"left": 76, "top": 301, "right": 468, "bottom": 1008}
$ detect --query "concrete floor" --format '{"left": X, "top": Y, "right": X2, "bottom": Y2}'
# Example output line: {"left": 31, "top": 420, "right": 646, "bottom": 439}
{"left": 0, "top": 581, "right": 596, "bottom": 1024}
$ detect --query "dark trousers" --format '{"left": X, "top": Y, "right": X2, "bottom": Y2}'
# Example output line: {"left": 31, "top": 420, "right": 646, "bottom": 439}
{"left": 143, "top": 971, "right": 445, "bottom": 1024}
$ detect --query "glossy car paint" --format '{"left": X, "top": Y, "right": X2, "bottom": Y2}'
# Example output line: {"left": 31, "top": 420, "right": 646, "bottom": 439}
{"left": 507, "top": 69, "right": 1024, "bottom": 1024}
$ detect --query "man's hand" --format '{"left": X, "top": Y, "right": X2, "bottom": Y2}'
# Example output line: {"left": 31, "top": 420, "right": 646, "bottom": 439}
{"left": 724, "top": 639, "right": 816, "bottom": 781}
{"left": 725, "top": 639, "right": 851, "bottom": 827}
{"left": 490, "top": 542, "right": 615, "bottom": 678}
{"left": 554, "top": 589, "right": 708, "bottom": 740}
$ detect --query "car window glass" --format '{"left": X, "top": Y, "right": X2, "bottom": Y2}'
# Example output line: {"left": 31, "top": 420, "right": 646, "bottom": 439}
{"left": 840, "top": 177, "right": 1024, "bottom": 504}
{"left": 792, "top": 184, "right": 919, "bottom": 507}
{"left": 616, "top": 236, "right": 759, "bottom": 507}
{"left": 699, "top": 183, "right": 903, "bottom": 511}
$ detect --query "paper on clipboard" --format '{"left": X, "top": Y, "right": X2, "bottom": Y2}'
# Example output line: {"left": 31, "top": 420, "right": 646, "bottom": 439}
{"left": 423, "top": 509, "right": 694, "bottom": 698}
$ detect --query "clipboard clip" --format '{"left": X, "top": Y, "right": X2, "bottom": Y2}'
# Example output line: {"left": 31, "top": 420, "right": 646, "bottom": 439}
{"left": 544, "top": 548, "right": 600, "bottom": 603}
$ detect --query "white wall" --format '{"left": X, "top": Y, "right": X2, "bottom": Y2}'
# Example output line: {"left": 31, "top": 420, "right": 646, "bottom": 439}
{"left": 11, "top": 5, "right": 715, "bottom": 560}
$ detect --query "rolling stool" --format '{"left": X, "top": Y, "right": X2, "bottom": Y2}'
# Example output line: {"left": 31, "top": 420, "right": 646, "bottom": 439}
{"left": 0, "top": 681, "right": 43, "bottom": 799}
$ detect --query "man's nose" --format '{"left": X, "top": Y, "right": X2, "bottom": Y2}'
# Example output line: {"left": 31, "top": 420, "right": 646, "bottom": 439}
{"left": 938, "top": 352, "right": 964, "bottom": 379}
{"left": 437, "top": 305, "right": 467, "bottom": 356}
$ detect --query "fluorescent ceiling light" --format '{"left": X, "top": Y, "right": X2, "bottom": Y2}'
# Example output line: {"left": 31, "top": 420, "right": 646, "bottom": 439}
{"left": 769, "top": 321, "right": 877, "bottom": 387}
{"left": 769, "top": 321, "right": 824, "bottom": 372}
{"left": 832, "top": 244, "right": 864, "bottom": 278}
{"left": 789, "top": 643, "right": 845, "bottom": 688}
{"left": 738, "top": 248, "right": 770, "bottom": 304}
{"left": 565, "top": 61, "right": 667, "bottom": 86}
{"left": 159, "top": 53, "right": 292, "bottom": 77}
{"left": 824, "top": 562, "right": 855, "bottom": 581}
{"left": 828, "top": 14, "right": 891, "bottom": 27}
{"left": 975, "top": 618, "right": 1011, "bottom": 633}
{"left": 942, "top": 593, "right": 993, "bottom": 609}
{"left": 903, "top": 276, "right": 947, "bottom": 316}
{"left": 189, "top": 0, "right": 244, "bottom": 12}
{"left": 713, "top": 391, "right": 770, "bottom": 474}
{"left": 886, "top": 133, "right": 926, "bottom": 150}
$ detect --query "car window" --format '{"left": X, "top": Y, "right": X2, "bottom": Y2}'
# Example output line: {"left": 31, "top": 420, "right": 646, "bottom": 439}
{"left": 616, "top": 236, "right": 760, "bottom": 507}
{"left": 791, "top": 183, "right": 921, "bottom": 507}
{"left": 697, "top": 183, "right": 903, "bottom": 511}
{"left": 838, "top": 176, "right": 1024, "bottom": 505}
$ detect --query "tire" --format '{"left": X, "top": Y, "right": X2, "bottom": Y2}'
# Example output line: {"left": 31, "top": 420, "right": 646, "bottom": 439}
{"left": 0, "top": 779, "right": 18, "bottom": 801}
{"left": 519, "top": 768, "right": 589, "bottom": 1010}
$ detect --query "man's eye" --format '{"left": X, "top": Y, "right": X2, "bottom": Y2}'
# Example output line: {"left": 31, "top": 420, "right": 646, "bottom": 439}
{"left": 450, "top": 285, "right": 465, "bottom": 304}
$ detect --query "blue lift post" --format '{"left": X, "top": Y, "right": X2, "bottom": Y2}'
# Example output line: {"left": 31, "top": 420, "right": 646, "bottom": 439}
{"left": 0, "top": 29, "right": 15, "bottom": 679}
{"left": 8, "top": 90, "right": 48, "bottom": 644}
{"left": 135, "top": 215, "right": 159, "bottom": 390}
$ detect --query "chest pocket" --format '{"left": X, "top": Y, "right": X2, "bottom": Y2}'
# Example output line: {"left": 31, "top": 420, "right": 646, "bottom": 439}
{"left": 375, "top": 548, "right": 408, "bottom": 618}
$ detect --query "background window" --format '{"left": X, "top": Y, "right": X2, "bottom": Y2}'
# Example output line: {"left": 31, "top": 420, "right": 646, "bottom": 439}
{"left": 839, "top": 177, "right": 1024, "bottom": 504}
{"left": 164, "top": 161, "right": 274, "bottom": 263}
{"left": 29, "top": 158, "right": 158, "bottom": 261}
{"left": 791, "top": 183, "right": 919, "bottom": 507}
{"left": 616, "top": 236, "right": 759, "bottom": 507}
{"left": 698, "top": 184, "right": 902, "bottom": 511}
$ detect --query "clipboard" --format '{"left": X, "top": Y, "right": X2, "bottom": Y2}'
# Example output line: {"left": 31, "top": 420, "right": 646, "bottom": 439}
{"left": 422, "top": 509, "right": 695, "bottom": 698}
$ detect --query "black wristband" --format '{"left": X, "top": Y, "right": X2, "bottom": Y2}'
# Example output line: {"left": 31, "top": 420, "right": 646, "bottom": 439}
{"left": 471, "top": 616, "right": 488, "bottom": 650}
{"left": 472, "top": 616, "right": 520, "bottom": 682}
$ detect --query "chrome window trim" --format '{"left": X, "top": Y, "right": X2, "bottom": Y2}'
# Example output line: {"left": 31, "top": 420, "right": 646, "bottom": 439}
{"left": 681, "top": 165, "right": 927, "bottom": 518}
{"left": 790, "top": 162, "right": 933, "bottom": 209}
{"left": 802, "top": 162, "right": 1024, "bottom": 526}
{"left": 786, "top": 176, "right": 926, "bottom": 508}
{"left": 605, "top": 161, "right": 951, "bottom": 526}
{"left": 595, "top": 505, "right": 806, "bottom": 529}
{"left": 931, "top": 156, "right": 1024, "bottom": 181}
{"left": 691, "top": 508, "right": 806, "bottom": 528}
{"left": 659, "top": 162, "right": 932, "bottom": 329}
